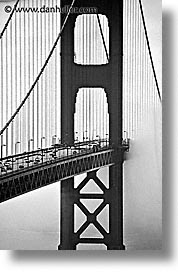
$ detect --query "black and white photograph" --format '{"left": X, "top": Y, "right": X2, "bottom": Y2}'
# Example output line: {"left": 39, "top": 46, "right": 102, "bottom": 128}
{"left": 0, "top": 0, "right": 162, "bottom": 251}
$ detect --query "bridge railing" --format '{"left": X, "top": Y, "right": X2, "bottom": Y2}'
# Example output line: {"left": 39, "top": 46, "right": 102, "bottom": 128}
{"left": 0, "top": 139, "right": 111, "bottom": 177}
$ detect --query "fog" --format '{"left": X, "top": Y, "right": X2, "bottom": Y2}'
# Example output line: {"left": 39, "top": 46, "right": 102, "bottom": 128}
{"left": 124, "top": 106, "right": 162, "bottom": 250}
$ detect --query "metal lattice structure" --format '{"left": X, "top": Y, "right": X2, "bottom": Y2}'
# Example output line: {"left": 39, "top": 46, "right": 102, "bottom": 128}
{"left": 0, "top": 147, "right": 117, "bottom": 204}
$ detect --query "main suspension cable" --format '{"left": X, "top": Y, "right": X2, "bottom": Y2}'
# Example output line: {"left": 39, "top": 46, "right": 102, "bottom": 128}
{"left": 138, "top": 0, "right": 162, "bottom": 103}
{"left": 96, "top": 14, "right": 109, "bottom": 63}
{"left": 0, "top": 0, "right": 20, "bottom": 39}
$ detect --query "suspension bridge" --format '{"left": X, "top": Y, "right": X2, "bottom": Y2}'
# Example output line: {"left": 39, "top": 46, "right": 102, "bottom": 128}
{"left": 0, "top": 0, "right": 161, "bottom": 250}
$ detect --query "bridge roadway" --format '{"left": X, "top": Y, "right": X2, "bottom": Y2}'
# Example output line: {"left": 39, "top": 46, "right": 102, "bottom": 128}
{"left": 0, "top": 140, "right": 127, "bottom": 203}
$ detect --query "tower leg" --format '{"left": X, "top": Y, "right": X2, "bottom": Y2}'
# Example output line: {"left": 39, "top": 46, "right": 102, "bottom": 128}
{"left": 58, "top": 178, "right": 76, "bottom": 250}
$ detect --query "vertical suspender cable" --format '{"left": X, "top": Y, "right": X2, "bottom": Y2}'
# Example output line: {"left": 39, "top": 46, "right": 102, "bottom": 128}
{"left": 36, "top": 0, "right": 39, "bottom": 149}
{"left": 135, "top": 0, "right": 138, "bottom": 136}
{"left": 27, "top": 0, "right": 30, "bottom": 148}
{"left": 88, "top": 89, "right": 90, "bottom": 141}
{"left": 146, "top": 40, "right": 149, "bottom": 122}
{"left": 55, "top": 0, "right": 57, "bottom": 137}
{"left": 148, "top": 63, "right": 151, "bottom": 116}
{"left": 0, "top": 38, "right": 3, "bottom": 157}
{"left": 85, "top": 15, "right": 87, "bottom": 65}
{"left": 86, "top": 15, "right": 88, "bottom": 64}
{"left": 135, "top": 0, "right": 139, "bottom": 136}
{"left": 0, "top": 38, "right": 3, "bottom": 154}
{"left": 19, "top": 0, "right": 22, "bottom": 153}
{"left": 137, "top": 1, "right": 140, "bottom": 132}
{"left": 143, "top": 12, "right": 145, "bottom": 122}
{"left": 126, "top": 0, "right": 129, "bottom": 136}
{"left": 14, "top": 4, "right": 17, "bottom": 152}
{"left": 99, "top": 90, "right": 102, "bottom": 138}
{"left": 44, "top": 0, "right": 47, "bottom": 146}
{"left": 143, "top": 35, "right": 146, "bottom": 122}
{"left": 88, "top": 16, "right": 91, "bottom": 139}
{"left": 51, "top": 0, "right": 54, "bottom": 137}
{"left": 93, "top": 15, "right": 95, "bottom": 66}
{"left": 123, "top": 0, "right": 125, "bottom": 136}
{"left": 82, "top": 17, "right": 84, "bottom": 141}
{"left": 32, "top": 0, "right": 35, "bottom": 150}
{"left": 139, "top": 6, "right": 142, "bottom": 133}
{"left": 10, "top": 19, "right": 13, "bottom": 155}
{"left": 128, "top": 0, "right": 131, "bottom": 137}
{"left": 47, "top": 0, "right": 50, "bottom": 146}
{"left": 143, "top": 34, "right": 146, "bottom": 122}
{"left": 41, "top": 0, "right": 43, "bottom": 143}
{"left": 23, "top": 0, "right": 27, "bottom": 151}
{"left": 133, "top": 0, "right": 136, "bottom": 137}
{"left": 129, "top": 0, "right": 132, "bottom": 138}
{"left": 130, "top": 0, "right": 133, "bottom": 137}
{"left": 89, "top": 14, "right": 91, "bottom": 65}
{"left": 6, "top": 28, "right": 8, "bottom": 156}
{"left": 102, "top": 92, "right": 106, "bottom": 139}
{"left": 140, "top": 20, "right": 143, "bottom": 128}
{"left": 131, "top": 0, "right": 134, "bottom": 138}
{"left": 140, "top": 14, "right": 144, "bottom": 133}
{"left": 83, "top": 90, "right": 84, "bottom": 142}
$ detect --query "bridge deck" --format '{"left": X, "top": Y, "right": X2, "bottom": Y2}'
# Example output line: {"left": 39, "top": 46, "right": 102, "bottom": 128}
{"left": 0, "top": 147, "right": 117, "bottom": 204}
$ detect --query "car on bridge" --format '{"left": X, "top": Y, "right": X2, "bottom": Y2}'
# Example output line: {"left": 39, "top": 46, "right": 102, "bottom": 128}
{"left": 70, "top": 141, "right": 101, "bottom": 155}
{"left": 0, "top": 161, "right": 7, "bottom": 173}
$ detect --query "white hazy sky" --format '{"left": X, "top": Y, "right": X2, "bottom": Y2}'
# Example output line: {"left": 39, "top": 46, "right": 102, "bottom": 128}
{"left": 0, "top": 0, "right": 162, "bottom": 86}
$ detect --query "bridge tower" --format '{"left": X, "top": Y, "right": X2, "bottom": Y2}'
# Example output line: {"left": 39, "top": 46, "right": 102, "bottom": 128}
{"left": 59, "top": 0, "right": 125, "bottom": 250}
